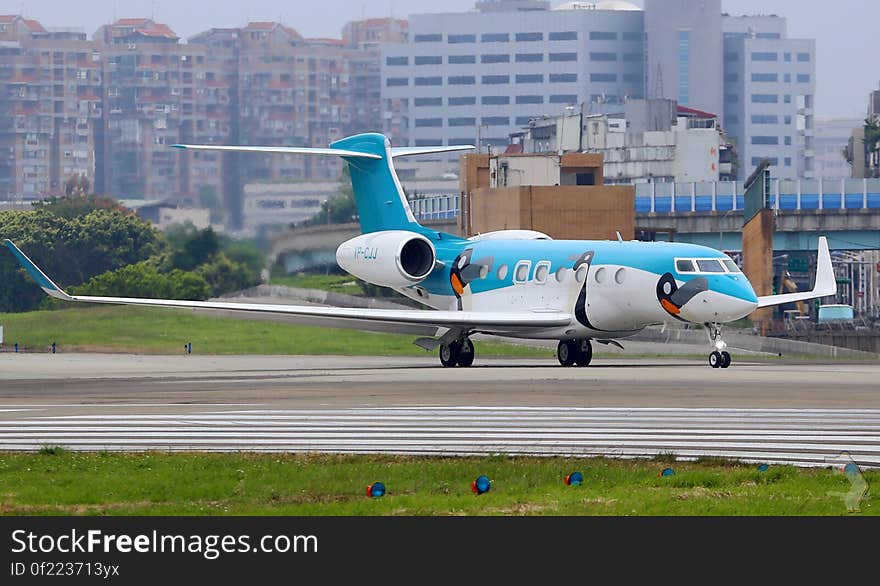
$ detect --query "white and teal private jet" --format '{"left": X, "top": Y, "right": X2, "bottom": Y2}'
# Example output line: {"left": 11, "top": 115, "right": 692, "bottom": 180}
{"left": 4, "top": 133, "right": 836, "bottom": 368}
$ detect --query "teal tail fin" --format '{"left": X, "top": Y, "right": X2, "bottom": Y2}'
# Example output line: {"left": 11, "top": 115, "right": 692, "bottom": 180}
{"left": 170, "top": 132, "right": 473, "bottom": 236}
{"left": 330, "top": 133, "right": 420, "bottom": 234}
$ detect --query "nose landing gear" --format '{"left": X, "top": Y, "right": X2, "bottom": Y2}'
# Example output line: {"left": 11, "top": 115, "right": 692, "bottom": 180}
{"left": 707, "top": 323, "right": 731, "bottom": 369}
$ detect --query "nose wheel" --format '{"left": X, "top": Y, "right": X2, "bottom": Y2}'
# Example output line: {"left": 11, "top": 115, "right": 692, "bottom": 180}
{"left": 707, "top": 323, "right": 732, "bottom": 369}
{"left": 709, "top": 350, "right": 731, "bottom": 369}
{"left": 557, "top": 339, "right": 593, "bottom": 367}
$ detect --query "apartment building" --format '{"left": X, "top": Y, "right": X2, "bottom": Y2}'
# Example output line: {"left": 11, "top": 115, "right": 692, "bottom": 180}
{"left": 94, "top": 18, "right": 225, "bottom": 205}
{"left": 343, "top": 18, "right": 408, "bottom": 137}
{"left": 0, "top": 16, "right": 102, "bottom": 198}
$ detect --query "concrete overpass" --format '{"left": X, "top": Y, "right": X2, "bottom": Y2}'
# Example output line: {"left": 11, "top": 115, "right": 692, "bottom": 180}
{"left": 637, "top": 208, "right": 880, "bottom": 251}
{"left": 270, "top": 219, "right": 458, "bottom": 274}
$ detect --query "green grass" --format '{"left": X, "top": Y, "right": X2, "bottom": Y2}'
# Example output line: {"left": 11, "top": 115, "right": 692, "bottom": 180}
{"left": 0, "top": 306, "right": 550, "bottom": 357}
{"left": 0, "top": 452, "right": 874, "bottom": 515}
{"left": 270, "top": 274, "right": 364, "bottom": 296}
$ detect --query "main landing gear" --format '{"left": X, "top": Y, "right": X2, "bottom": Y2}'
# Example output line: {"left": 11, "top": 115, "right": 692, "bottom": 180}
{"left": 439, "top": 337, "right": 475, "bottom": 368}
{"left": 707, "top": 322, "right": 731, "bottom": 369}
{"left": 557, "top": 339, "right": 593, "bottom": 367}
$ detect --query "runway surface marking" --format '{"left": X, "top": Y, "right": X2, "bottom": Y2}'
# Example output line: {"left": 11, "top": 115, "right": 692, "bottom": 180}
{"left": 1, "top": 405, "right": 877, "bottom": 468}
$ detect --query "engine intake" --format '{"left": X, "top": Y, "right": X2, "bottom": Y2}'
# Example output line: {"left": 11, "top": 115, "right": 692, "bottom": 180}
{"left": 336, "top": 230, "right": 436, "bottom": 289}
{"left": 398, "top": 237, "right": 434, "bottom": 281}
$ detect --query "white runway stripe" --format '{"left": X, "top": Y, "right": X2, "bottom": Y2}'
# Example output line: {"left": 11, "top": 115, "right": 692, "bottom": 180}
{"left": 1, "top": 406, "right": 878, "bottom": 467}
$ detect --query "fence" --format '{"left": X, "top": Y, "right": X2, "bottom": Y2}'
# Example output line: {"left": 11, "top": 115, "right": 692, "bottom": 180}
{"left": 409, "top": 178, "right": 880, "bottom": 222}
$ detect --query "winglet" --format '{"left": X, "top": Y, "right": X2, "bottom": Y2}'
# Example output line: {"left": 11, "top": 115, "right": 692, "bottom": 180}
{"left": 756, "top": 236, "right": 836, "bottom": 308}
{"left": 812, "top": 236, "right": 836, "bottom": 298}
{"left": 2, "top": 239, "right": 73, "bottom": 301}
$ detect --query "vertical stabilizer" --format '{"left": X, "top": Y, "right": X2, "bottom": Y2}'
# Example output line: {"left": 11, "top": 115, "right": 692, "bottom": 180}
{"left": 330, "top": 133, "right": 420, "bottom": 234}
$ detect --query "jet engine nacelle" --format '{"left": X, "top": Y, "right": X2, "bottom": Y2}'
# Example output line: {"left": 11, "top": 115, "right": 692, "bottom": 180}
{"left": 336, "top": 230, "right": 436, "bottom": 288}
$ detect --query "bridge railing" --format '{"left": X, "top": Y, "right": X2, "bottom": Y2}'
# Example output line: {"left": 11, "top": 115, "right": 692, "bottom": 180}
{"left": 410, "top": 194, "right": 460, "bottom": 221}
{"left": 634, "top": 178, "right": 880, "bottom": 214}
{"left": 409, "top": 178, "right": 880, "bottom": 221}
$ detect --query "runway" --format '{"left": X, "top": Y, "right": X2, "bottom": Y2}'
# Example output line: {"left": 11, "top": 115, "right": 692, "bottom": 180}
{"left": 1, "top": 353, "right": 878, "bottom": 467}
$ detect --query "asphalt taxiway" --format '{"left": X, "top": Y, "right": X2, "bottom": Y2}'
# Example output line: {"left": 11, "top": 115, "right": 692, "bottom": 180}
{"left": 0, "top": 353, "right": 878, "bottom": 466}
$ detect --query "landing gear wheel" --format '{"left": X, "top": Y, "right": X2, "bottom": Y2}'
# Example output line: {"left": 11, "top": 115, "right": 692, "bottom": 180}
{"left": 707, "top": 323, "right": 732, "bottom": 369}
{"left": 575, "top": 339, "right": 593, "bottom": 367}
{"left": 440, "top": 341, "right": 461, "bottom": 368}
{"left": 457, "top": 338, "right": 475, "bottom": 367}
{"left": 557, "top": 340, "right": 577, "bottom": 367}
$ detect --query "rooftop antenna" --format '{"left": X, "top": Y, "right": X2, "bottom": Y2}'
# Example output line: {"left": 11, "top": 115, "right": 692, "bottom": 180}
{"left": 653, "top": 63, "right": 664, "bottom": 99}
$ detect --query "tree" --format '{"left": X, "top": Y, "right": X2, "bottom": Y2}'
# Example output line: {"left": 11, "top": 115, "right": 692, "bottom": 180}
{"left": 170, "top": 226, "right": 219, "bottom": 271}
{"left": 0, "top": 209, "right": 162, "bottom": 312}
{"left": 220, "top": 238, "right": 266, "bottom": 283}
{"left": 304, "top": 166, "right": 358, "bottom": 226}
{"left": 31, "top": 194, "right": 128, "bottom": 220}
{"left": 72, "top": 262, "right": 211, "bottom": 301}
{"left": 64, "top": 174, "right": 90, "bottom": 197}
{"left": 196, "top": 253, "right": 256, "bottom": 297}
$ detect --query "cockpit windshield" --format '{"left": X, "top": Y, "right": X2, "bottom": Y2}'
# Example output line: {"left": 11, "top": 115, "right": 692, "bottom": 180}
{"left": 676, "top": 257, "right": 743, "bottom": 274}
{"left": 695, "top": 259, "right": 725, "bottom": 273}
{"left": 722, "top": 259, "right": 742, "bottom": 273}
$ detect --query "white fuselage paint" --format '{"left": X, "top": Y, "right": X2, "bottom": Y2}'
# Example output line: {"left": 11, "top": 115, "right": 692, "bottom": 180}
{"left": 394, "top": 263, "right": 756, "bottom": 340}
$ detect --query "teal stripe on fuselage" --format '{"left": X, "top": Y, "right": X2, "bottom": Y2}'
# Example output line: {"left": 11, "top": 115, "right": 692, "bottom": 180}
{"left": 419, "top": 238, "right": 757, "bottom": 303}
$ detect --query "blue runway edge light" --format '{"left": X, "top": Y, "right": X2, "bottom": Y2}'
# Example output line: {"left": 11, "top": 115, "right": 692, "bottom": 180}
{"left": 659, "top": 468, "right": 675, "bottom": 477}
{"left": 472, "top": 475, "right": 491, "bottom": 495}
{"left": 843, "top": 462, "right": 860, "bottom": 477}
{"left": 366, "top": 482, "right": 386, "bottom": 498}
{"left": 565, "top": 471, "right": 584, "bottom": 486}
{"left": 757, "top": 464, "right": 770, "bottom": 472}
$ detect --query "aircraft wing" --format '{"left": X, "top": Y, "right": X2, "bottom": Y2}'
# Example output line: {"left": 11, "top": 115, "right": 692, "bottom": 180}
{"left": 3, "top": 240, "right": 571, "bottom": 335}
{"left": 757, "top": 236, "right": 837, "bottom": 308}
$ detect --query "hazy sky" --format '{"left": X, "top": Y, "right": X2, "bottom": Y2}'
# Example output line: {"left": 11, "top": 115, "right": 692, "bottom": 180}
{"left": 2, "top": 0, "right": 874, "bottom": 119}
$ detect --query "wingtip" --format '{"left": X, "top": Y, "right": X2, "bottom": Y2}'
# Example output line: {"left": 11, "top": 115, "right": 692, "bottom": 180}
{"left": 169, "top": 144, "right": 186, "bottom": 149}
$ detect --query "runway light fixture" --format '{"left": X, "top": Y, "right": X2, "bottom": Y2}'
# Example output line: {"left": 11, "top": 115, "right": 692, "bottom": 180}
{"left": 757, "top": 464, "right": 770, "bottom": 472}
{"left": 843, "top": 462, "right": 860, "bottom": 477}
{"left": 564, "top": 471, "right": 584, "bottom": 486}
{"left": 658, "top": 467, "right": 675, "bottom": 477}
{"left": 472, "top": 475, "right": 491, "bottom": 495}
{"left": 366, "top": 482, "right": 386, "bottom": 498}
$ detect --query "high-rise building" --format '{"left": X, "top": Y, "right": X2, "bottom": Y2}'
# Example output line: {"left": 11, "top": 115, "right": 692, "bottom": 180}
{"left": 94, "top": 18, "right": 222, "bottom": 203}
{"left": 0, "top": 16, "right": 102, "bottom": 198}
{"left": 644, "top": 0, "right": 723, "bottom": 119}
{"left": 381, "top": 1, "right": 645, "bottom": 150}
{"left": 722, "top": 15, "right": 816, "bottom": 179}
{"left": 343, "top": 18, "right": 408, "bottom": 137}
{"left": 813, "top": 118, "right": 862, "bottom": 179}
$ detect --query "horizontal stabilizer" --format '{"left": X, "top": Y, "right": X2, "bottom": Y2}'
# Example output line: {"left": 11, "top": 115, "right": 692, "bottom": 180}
{"left": 169, "top": 144, "right": 381, "bottom": 159}
{"left": 390, "top": 145, "right": 475, "bottom": 158}
{"left": 757, "top": 236, "right": 836, "bottom": 308}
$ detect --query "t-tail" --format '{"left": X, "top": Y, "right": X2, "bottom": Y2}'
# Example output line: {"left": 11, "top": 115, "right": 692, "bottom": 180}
{"left": 171, "top": 133, "right": 473, "bottom": 235}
